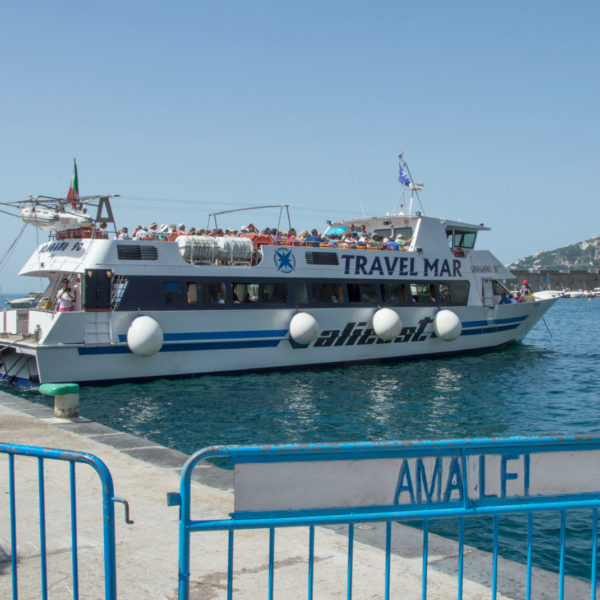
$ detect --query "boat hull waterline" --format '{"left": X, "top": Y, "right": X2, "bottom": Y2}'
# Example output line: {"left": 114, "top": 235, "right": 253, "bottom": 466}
{"left": 0, "top": 299, "right": 554, "bottom": 386}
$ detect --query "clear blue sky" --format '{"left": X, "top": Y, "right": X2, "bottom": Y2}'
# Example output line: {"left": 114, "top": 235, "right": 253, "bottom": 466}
{"left": 1, "top": 1, "right": 598, "bottom": 291}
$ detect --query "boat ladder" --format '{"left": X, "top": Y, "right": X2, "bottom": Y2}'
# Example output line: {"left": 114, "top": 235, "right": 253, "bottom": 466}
{"left": 84, "top": 312, "right": 112, "bottom": 344}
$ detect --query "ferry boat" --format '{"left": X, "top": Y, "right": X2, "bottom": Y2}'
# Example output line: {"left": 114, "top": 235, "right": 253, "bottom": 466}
{"left": 0, "top": 172, "right": 558, "bottom": 387}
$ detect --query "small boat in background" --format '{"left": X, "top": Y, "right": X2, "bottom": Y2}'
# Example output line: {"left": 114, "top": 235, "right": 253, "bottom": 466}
{"left": 6, "top": 292, "right": 43, "bottom": 309}
{"left": 532, "top": 290, "right": 564, "bottom": 300}
{"left": 20, "top": 206, "right": 92, "bottom": 231}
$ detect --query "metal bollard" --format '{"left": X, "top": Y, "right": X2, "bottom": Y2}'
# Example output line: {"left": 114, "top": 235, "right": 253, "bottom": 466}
{"left": 39, "top": 383, "right": 80, "bottom": 419}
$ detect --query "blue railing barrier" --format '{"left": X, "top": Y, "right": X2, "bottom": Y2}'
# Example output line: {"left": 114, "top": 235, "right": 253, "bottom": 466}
{"left": 169, "top": 435, "right": 600, "bottom": 599}
{"left": 0, "top": 443, "right": 132, "bottom": 600}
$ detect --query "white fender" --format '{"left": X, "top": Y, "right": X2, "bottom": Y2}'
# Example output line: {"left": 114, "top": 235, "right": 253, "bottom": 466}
{"left": 127, "top": 316, "right": 164, "bottom": 356}
{"left": 372, "top": 308, "right": 403, "bottom": 341}
{"left": 289, "top": 312, "right": 319, "bottom": 345}
{"left": 433, "top": 309, "right": 462, "bottom": 341}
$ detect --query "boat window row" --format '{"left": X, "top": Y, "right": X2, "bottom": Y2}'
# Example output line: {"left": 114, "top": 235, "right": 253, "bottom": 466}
{"left": 446, "top": 228, "right": 477, "bottom": 250}
{"left": 130, "top": 278, "right": 470, "bottom": 309}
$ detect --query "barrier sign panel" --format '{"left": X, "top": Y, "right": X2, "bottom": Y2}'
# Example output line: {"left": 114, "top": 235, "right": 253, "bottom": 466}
{"left": 233, "top": 438, "right": 600, "bottom": 514}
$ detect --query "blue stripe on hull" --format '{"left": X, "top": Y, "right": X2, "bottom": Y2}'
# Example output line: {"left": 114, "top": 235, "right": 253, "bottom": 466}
{"left": 118, "top": 329, "right": 288, "bottom": 343}
{"left": 78, "top": 339, "right": 281, "bottom": 356}
{"left": 462, "top": 315, "right": 528, "bottom": 328}
{"left": 461, "top": 323, "right": 520, "bottom": 336}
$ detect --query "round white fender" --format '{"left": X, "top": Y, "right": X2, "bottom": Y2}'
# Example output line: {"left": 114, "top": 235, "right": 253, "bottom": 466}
{"left": 433, "top": 309, "right": 462, "bottom": 341}
{"left": 372, "top": 308, "right": 403, "bottom": 341}
{"left": 289, "top": 312, "right": 319, "bottom": 345}
{"left": 127, "top": 316, "right": 164, "bottom": 356}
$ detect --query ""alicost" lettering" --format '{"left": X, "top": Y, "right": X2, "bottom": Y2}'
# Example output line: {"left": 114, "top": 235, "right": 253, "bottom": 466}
{"left": 313, "top": 317, "right": 434, "bottom": 347}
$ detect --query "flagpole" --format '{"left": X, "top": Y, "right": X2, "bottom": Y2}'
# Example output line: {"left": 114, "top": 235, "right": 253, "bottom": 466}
{"left": 399, "top": 155, "right": 425, "bottom": 215}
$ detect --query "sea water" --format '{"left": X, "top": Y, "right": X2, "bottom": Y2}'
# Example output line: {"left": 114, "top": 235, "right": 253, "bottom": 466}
{"left": 5, "top": 297, "right": 600, "bottom": 581}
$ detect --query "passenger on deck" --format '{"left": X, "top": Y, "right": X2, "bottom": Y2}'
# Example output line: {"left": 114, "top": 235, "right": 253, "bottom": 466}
{"left": 383, "top": 237, "right": 399, "bottom": 251}
{"left": 306, "top": 229, "right": 322, "bottom": 246}
{"left": 341, "top": 233, "right": 355, "bottom": 246}
{"left": 134, "top": 226, "right": 148, "bottom": 240}
{"left": 358, "top": 231, "right": 371, "bottom": 245}
{"left": 521, "top": 280, "right": 533, "bottom": 296}
{"left": 147, "top": 222, "right": 159, "bottom": 239}
{"left": 499, "top": 291, "right": 511, "bottom": 304}
{"left": 286, "top": 228, "right": 298, "bottom": 244}
{"left": 395, "top": 233, "right": 413, "bottom": 248}
{"left": 56, "top": 279, "right": 76, "bottom": 312}
{"left": 117, "top": 227, "right": 130, "bottom": 240}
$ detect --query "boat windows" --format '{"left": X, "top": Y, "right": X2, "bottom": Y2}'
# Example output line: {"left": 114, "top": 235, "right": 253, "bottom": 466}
{"left": 381, "top": 283, "right": 409, "bottom": 303}
{"left": 410, "top": 283, "right": 437, "bottom": 303}
{"left": 347, "top": 283, "right": 378, "bottom": 303}
{"left": 187, "top": 282, "right": 199, "bottom": 304}
{"left": 186, "top": 281, "right": 227, "bottom": 304}
{"left": 291, "top": 282, "right": 309, "bottom": 304}
{"left": 111, "top": 276, "right": 128, "bottom": 309}
{"left": 450, "top": 230, "right": 477, "bottom": 249}
{"left": 163, "top": 281, "right": 182, "bottom": 304}
{"left": 492, "top": 280, "right": 508, "bottom": 295}
{"left": 393, "top": 227, "right": 413, "bottom": 240}
{"left": 373, "top": 228, "right": 392, "bottom": 239}
{"left": 311, "top": 282, "right": 344, "bottom": 303}
{"left": 232, "top": 282, "right": 259, "bottom": 303}
{"left": 259, "top": 282, "right": 288, "bottom": 303}
{"left": 438, "top": 281, "right": 470, "bottom": 305}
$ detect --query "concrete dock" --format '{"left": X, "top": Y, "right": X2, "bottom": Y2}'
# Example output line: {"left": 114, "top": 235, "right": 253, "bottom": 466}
{"left": 0, "top": 389, "right": 593, "bottom": 599}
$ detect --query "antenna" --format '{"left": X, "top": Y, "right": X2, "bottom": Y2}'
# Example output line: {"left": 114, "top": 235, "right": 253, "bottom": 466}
{"left": 346, "top": 165, "right": 366, "bottom": 217}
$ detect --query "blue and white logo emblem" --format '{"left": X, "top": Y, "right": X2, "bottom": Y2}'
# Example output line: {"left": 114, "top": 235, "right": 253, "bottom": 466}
{"left": 274, "top": 247, "right": 296, "bottom": 273}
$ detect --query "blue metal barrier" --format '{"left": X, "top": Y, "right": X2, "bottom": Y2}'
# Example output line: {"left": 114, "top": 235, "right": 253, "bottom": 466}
{"left": 169, "top": 435, "right": 600, "bottom": 599}
{"left": 0, "top": 443, "right": 132, "bottom": 600}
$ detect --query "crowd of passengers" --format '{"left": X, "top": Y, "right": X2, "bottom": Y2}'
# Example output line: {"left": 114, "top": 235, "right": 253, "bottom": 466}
{"left": 116, "top": 222, "right": 414, "bottom": 250}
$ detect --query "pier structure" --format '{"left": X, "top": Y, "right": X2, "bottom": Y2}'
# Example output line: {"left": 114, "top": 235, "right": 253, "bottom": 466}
{"left": 0, "top": 390, "right": 595, "bottom": 599}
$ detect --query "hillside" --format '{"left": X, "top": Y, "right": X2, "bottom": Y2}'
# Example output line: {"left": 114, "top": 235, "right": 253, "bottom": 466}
{"left": 507, "top": 236, "right": 600, "bottom": 271}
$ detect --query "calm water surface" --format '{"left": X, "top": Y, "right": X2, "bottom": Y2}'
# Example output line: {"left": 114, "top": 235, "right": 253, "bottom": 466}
{"left": 6, "top": 298, "right": 600, "bottom": 581}
{"left": 21, "top": 298, "right": 600, "bottom": 452}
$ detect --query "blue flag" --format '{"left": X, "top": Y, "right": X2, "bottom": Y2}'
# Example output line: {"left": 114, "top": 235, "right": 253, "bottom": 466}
{"left": 398, "top": 163, "right": 411, "bottom": 187}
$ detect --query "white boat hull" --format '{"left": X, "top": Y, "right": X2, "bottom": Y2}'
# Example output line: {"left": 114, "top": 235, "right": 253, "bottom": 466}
{"left": 0, "top": 299, "right": 556, "bottom": 385}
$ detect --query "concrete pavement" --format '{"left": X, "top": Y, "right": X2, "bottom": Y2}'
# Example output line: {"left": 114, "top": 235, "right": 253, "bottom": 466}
{"left": 0, "top": 389, "right": 593, "bottom": 599}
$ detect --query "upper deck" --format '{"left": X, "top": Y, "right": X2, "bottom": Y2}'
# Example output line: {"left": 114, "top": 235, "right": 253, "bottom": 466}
{"left": 18, "top": 213, "right": 511, "bottom": 283}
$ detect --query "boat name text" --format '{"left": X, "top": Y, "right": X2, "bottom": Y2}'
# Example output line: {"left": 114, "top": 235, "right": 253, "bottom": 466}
{"left": 39, "top": 241, "right": 85, "bottom": 253}
{"left": 471, "top": 265, "right": 501, "bottom": 273}
{"left": 341, "top": 255, "right": 462, "bottom": 278}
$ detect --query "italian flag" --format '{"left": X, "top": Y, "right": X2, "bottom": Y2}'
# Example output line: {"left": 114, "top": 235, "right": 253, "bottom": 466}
{"left": 66, "top": 159, "right": 79, "bottom": 209}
